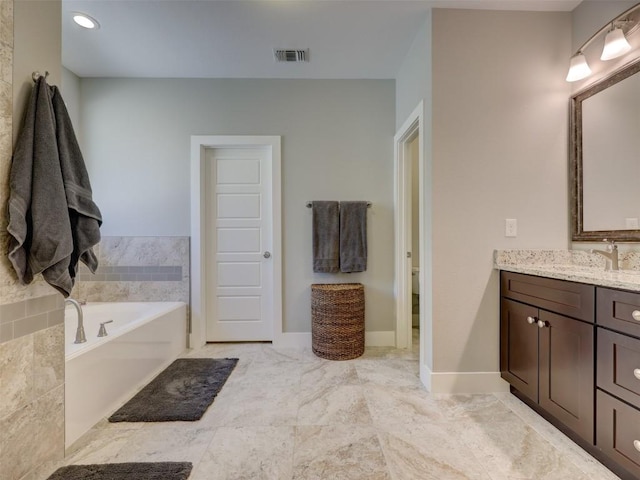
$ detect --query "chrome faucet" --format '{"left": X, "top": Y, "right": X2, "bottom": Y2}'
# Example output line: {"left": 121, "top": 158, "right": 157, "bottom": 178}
{"left": 65, "top": 298, "right": 86, "bottom": 343}
{"left": 590, "top": 239, "right": 619, "bottom": 271}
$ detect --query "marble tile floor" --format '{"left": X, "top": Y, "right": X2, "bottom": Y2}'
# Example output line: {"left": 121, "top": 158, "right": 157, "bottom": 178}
{"left": 34, "top": 338, "right": 620, "bottom": 480}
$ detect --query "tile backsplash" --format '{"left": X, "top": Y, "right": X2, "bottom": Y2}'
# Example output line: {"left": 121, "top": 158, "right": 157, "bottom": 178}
{"left": 73, "top": 236, "right": 190, "bottom": 303}
{"left": 78, "top": 265, "right": 183, "bottom": 282}
{"left": 0, "top": 293, "right": 64, "bottom": 344}
{"left": 494, "top": 248, "right": 640, "bottom": 271}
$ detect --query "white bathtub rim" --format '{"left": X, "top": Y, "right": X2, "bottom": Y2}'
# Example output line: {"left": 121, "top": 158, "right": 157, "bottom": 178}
{"left": 65, "top": 301, "right": 187, "bottom": 361}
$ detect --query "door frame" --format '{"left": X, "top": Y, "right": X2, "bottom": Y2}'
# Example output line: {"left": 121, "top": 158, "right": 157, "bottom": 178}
{"left": 394, "top": 102, "right": 423, "bottom": 350}
{"left": 190, "top": 135, "right": 282, "bottom": 348}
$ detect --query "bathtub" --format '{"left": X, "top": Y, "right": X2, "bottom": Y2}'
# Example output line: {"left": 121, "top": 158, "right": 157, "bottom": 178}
{"left": 64, "top": 302, "right": 187, "bottom": 448}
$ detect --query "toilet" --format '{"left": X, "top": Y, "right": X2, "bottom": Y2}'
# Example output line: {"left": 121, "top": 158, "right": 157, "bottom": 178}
{"left": 411, "top": 267, "right": 419, "bottom": 327}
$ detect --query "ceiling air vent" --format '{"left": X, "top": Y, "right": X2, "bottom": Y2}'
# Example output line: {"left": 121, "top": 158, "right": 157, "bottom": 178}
{"left": 274, "top": 49, "right": 309, "bottom": 63}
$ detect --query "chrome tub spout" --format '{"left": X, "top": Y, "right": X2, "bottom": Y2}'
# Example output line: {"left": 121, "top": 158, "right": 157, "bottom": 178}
{"left": 65, "top": 298, "right": 86, "bottom": 343}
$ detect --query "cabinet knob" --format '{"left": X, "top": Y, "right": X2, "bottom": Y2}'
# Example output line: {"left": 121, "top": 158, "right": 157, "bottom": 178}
{"left": 526, "top": 316, "right": 536, "bottom": 325}
{"left": 634, "top": 369, "right": 640, "bottom": 381}
{"left": 537, "top": 319, "right": 548, "bottom": 328}
{"left": 634, "top": 440, "right": 640, "bottom": 453}
{"left": 632, "top": 310, "right": 640, "bottom": 322}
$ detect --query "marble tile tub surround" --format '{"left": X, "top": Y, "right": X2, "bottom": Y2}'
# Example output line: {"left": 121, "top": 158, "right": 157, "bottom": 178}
{"left": 0, "top": 324, "right": 65, "bottom": 480}
{"left": 494, "top": 249, "right": 640, "bottom": 292}
{"left": 0, "top": 293, "right": 64, "bottom": 345}
{"left": 72, "top": 236, "right": 189, "bottom": 303}
{"left": 34, "top": 341, "right": 620, "bottom": 480}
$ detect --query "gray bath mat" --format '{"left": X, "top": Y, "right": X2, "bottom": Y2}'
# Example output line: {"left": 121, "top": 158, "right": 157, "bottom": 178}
{"left": 46, "top": 462, "right": 192, "bottom": 479}
{"left": 108, "top": 358, "right": 238, "bottom": 422}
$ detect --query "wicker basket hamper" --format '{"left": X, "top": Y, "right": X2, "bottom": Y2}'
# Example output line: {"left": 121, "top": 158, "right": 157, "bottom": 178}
{"left": 311, "top": 283, "right": 365, "bottom": 360}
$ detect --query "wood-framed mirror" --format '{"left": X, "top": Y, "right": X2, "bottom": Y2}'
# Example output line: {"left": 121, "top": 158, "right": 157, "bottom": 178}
{"left": 571, "top": 57, "right": 640, "bottom": 242}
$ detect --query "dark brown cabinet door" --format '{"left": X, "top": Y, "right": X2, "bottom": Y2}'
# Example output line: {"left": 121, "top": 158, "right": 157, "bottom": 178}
{"left": 501, "top": 298, "right": 539, "bottom": 403}
{"left": 597, "top": 390, "right": 640, "bottom": 479}
{"left": 539, "top": 310, "right": 594, "bottom": 443}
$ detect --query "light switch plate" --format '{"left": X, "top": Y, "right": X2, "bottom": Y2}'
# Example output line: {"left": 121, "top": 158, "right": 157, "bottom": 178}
{"left": 505, "top": 219, "right": 517, "bottom": 237}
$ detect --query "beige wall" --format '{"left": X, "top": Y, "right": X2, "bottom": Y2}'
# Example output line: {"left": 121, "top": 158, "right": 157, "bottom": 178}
{"left": 12, "top": 0, "right": 61, "bottom": 143}
{"left": 0, "top": 1, "right": 66, "bottom": 479}
{"left": 431, "top": 9, "right": 572, "bottom": 373}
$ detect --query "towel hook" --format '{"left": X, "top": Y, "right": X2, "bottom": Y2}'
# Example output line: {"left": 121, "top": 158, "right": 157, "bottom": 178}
{"left": 32, "top": 71, "right": 49, "bottom": 83}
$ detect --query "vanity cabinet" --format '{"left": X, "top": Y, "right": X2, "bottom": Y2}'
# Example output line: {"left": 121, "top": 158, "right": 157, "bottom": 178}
{"left": 500, "top": 272, "right": 595, "bottom": 443}
{"left": 595, "top": 288, "right": 640, "bottom": 478}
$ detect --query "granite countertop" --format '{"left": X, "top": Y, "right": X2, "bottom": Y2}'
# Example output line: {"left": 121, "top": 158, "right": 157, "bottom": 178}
{"left": 494, "top": 249, "right": 640, "bottom": 292}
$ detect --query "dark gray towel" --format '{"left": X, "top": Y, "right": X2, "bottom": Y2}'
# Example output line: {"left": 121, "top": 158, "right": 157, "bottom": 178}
{"left": 340, "top": 201, "right": 368, "bottom": 273}
{"left": 7, "top": 77, "right": 102, "bottom": 297}
{"left": 312, "top": 201, "right": 340, "bottom": 273}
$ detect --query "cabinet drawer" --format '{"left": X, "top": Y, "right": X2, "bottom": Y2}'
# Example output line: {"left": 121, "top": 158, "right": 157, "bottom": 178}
{"left": 501, "top": 271, "right": 594, "bottom": 322}
{"left": 596, "top": 390, "right": 640, "bottom": 479}
{"left": 597, "top": 288, "right": 640, "bottom": 338}
{"left": 598, "top": 328, "right": 640, "bottom": 409}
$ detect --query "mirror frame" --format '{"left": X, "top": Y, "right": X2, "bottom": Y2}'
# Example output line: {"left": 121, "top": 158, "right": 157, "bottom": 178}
{"left": 571, "top": 57, "right": 640, "bottom": 242}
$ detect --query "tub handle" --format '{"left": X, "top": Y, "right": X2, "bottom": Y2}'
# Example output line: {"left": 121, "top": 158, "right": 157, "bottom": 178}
{"left": 98, "top": 320, "right": 114, "bottom": 337}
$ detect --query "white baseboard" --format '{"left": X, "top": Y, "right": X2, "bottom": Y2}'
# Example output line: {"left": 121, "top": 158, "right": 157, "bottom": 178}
{"left": 421, "top": 367, "right": 510, "bottom": 394}
{"left": 273, "top": 331, "right": 396, "bottom": 349}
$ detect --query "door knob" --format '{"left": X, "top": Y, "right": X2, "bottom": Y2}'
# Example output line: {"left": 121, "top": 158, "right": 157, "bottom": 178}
{"left": 537, "top": 319, "right": 548, "bottom": 328}
{"left": 526, "top": 316, "right": 536, "bottom": 325}
{"left": 634, "top": 440, "right": 640, "bottom": 453}
{"left": 632, "top": 310, "right": 640, "bottom": 322}
{"left": 263, "top": 251, "right": 271, "bottom": 259}
{"left": 634, "top": 368, "right": 640, "bottom": 380}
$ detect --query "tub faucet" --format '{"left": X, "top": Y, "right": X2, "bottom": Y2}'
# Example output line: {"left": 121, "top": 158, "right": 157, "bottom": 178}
{"left": 97, "top": 320, "right": 113, "bottom": 337}
{"left": 65, "top": 298, "right": 86, "bottom": 343}
{"left": 590, "top": 239, "right": 619, "bottom": 271}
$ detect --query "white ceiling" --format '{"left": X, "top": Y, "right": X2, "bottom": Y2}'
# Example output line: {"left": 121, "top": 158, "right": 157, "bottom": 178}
{"left": 62, "top": 0, "right": 582, "bottom": 79}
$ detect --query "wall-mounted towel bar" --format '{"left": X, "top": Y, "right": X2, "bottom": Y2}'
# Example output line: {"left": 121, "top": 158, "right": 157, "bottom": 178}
{"left": 32, "top": 71, "right": 49, "bottom": 83}
{"left": 306, "top": 201, "right": 372, "bottom": 208}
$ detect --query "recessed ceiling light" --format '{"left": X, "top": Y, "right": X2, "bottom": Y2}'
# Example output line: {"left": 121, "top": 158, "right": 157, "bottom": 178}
{"left": 73, "top": 13, "right": 100, "bottom": 30}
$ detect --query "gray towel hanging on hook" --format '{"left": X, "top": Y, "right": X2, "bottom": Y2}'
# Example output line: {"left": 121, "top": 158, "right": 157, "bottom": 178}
{"left": 7, "top": 76, "right": 102, "bottom": 296}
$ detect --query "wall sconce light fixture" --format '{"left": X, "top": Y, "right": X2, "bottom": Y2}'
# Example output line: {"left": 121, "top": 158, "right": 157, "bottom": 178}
{"left": 566, "top": 3, "right": 640, "bottom": 82}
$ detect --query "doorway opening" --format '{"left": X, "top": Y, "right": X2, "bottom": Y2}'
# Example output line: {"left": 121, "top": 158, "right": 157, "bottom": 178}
{"left": 394, "top": 102, "right": 424, "bottom": 352}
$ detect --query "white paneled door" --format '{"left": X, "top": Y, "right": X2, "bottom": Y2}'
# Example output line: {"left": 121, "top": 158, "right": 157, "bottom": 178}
{"left": 205, "top": 147, "right": 274, "bottom": 341}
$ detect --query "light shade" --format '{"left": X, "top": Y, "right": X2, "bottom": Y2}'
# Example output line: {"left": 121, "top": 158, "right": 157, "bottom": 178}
{"left": 601, "top": 27, "right": 632, "bottom": 61}
{"left": 566, "top": 53, "right": 592, "bottom": 82}
{"left": 73, "top": 13, "right": 99, "bottom": 30}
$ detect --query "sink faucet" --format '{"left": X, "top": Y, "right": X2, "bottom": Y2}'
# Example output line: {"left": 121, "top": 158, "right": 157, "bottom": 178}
{"left": 590, "top": 239, "right": 619, "bottom": 271}
{"left": 65, "top": 298, "right": 86, "bottom": 343}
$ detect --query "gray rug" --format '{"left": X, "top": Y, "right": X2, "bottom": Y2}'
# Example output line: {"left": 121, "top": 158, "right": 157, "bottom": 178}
{"left": 46, "top": 462, "right": 192, "bottom": 479}
{"left": 109, "top": 358, "right": 238, "bottom": 422}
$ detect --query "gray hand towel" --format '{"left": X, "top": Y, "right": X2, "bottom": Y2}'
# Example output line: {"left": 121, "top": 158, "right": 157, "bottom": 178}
{"left": 7, "top": 77, "right": 102, "bottom": 297}
{"left": 340, "top": 201, "right": 368, "bottom": 273}
{"left": 312, "top": 201, "right": 340, "bottom": 273}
